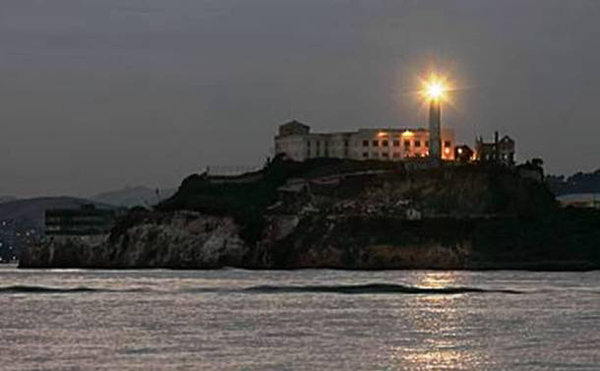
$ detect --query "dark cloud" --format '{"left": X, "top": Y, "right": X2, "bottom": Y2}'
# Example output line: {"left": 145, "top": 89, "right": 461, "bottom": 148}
{"left": 1, "top": 0, "right": 599, "bottom": 196}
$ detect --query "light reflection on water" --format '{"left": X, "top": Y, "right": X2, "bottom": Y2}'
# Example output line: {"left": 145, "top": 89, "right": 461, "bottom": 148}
{"left": 414, "top": 271, "right": 459, "bottom": 288}
{"left": 384, "top": 271, "right": 490, "bottom": 371}
{"left": 1, "top": 267, "right": 599, "bottom": 371}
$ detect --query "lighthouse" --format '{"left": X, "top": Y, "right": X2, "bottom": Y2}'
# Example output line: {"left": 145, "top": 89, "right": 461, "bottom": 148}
{"left": 423, "top": 75, "right": 446, "bottom": 164}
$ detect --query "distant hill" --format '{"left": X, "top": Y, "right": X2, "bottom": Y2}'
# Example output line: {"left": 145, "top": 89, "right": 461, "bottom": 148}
{"left": 0, "top": 196, "right": 18, "bottom": 204}
{"left": 547, "top": 169, "right": 600, "bottom": 195}
{"left": 90, "top": 186, "right": 176, "bottom": 208}
{"left": 0, "top": 197, "right": 115, "bottom": 261}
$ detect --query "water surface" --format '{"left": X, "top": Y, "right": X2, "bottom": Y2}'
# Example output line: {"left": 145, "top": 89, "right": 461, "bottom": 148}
{"left": 1, "top": 266, "right": 598, "bottom": 370}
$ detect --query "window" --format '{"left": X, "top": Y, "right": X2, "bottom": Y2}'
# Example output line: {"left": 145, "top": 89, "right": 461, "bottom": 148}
{"left": 393, "top": 140, "right": 400, "bottom": 147}
{"left": 404, "top": 140, "right": 411, "bottom": 147}
{"left": 382, "top": 152, "right": 389, "bottom": 157}
{"left": 306, "top": 149, "right": 311, "bottom": 157}
{"left": 307, "top": 141, "right": 311, "bottom": 147}
{"left": 425, "top": 141, "right": 429, "bottom": 147}
{"left": 393, "top": 152, "right": 401, "bottom": 158}
{"left": 363, "top": 152, "right": 369, "bottom": 158}
{"left": 372, "top": 152, "right": 379, "bottom": 158}
{"left": 316, "top": 141, "right": 321, "bottom": 147}
{"left": 382, "top": 140, "right": 388, "bottom": 147}
{"left": 444, "top": 141, "right": 452, "bottom": 148}
{"left": 363, "top": 140, "right": 369, "bottom": 147}
{"left": 344, "top": 140, "right": 349, "bottom": 147}
{"left": 415, "top": 140, "right": 421, "bottom": 147}
{"left": 372, "top": 140, "right": 379, "bottom": 147}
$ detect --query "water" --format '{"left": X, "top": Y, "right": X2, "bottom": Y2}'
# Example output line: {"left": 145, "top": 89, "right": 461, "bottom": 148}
{"left": 1, "top": 266, "right": 599, "bottom": 370}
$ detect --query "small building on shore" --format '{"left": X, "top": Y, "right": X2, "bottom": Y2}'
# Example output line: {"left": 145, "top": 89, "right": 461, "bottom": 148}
{"left": 557, "top": 194, "right": 600, "bottom": 209}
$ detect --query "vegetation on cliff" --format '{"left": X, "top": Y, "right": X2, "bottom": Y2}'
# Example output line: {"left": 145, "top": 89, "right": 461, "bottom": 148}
{"left": 157, "top": 157, "right": 405, "bottom": 243}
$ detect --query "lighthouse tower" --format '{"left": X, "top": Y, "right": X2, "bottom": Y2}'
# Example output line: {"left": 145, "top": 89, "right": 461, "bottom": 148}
{"left": 428, "top": 98, "right": 441, "bottom": 162}
{"left": 423, "top": 74, "right": 446, "bottom": 165}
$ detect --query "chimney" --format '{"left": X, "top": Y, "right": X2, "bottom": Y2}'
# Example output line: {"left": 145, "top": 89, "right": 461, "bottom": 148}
{"left": 494, "top": 131, "right": 499, "bottom": 160}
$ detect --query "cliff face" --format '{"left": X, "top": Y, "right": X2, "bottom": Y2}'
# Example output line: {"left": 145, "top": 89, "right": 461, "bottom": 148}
{"left": 20, "top": 212, "right": 251, "bottom": 269}
{"left": 19, "top": 159, "right": 600, "bottom": 270}
{"left": 20, "top": 213, "right": 475, "bottom": 270}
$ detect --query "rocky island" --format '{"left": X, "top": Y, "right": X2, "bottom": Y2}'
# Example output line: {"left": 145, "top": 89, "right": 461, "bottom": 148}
{"left": 19, "top": 157, "right": 600, "bottom": 270}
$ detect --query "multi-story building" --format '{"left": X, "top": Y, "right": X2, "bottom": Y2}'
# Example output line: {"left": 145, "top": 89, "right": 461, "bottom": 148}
{"left": 45, "top": 205, "right": 116, "bottom": 236}
{"left": 274, "top": 120, "right": 456, "bottom": 162}
{"left": 475, "top": 132, "right": 516, "bottom": 166}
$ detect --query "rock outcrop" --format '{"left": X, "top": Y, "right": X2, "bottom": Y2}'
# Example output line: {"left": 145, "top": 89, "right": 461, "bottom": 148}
{"left": 20, "top": 212, "right": 250, "bottom": 269}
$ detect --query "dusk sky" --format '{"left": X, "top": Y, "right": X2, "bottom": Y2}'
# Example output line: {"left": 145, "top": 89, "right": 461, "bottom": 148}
{"left": 1, "top": 0, "right": 599, "bottom": 197}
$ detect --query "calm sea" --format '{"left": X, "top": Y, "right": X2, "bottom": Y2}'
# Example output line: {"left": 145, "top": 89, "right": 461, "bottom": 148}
{"left": 0, "top": 266, "right": 599, "bottom": 370}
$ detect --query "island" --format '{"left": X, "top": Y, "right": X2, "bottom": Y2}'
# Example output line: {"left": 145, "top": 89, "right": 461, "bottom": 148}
{"left": 19, "top": 157, "right": 600, "bottom": 270}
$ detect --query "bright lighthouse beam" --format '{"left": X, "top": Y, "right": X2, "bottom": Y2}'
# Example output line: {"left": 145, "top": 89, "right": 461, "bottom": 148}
{"left": 422, "top": 75, "right": 448, "bottom": 101}
{"left": 426, "top": 81, "right": 445, "bottom": 100}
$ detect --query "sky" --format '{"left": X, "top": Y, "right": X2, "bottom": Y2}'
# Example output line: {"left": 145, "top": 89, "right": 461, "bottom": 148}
{"left": 1, "top": 0, "right": 599, "bottom": 197}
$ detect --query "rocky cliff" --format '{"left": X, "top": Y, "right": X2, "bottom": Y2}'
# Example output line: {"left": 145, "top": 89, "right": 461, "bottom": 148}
{"left": 20, "top": 212, "right": 250, "bottom": 269}
{"left": 19, "top": 158, "right": 600, "bottom": 270}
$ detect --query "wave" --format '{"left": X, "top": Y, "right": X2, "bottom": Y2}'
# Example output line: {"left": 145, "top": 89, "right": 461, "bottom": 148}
{"left": 1, "top": 283, "right": 523, "bottom": 296}
{"left": 0, "top": 285, "right": 148, "bottom": 294}
{"left": 241, "top": 283, "right": 523, "bottom": 295}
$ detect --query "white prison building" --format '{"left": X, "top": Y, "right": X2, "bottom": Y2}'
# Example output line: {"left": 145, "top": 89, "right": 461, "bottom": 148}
{"left": 274, "top": 120, "right": 455, "bottom": 162}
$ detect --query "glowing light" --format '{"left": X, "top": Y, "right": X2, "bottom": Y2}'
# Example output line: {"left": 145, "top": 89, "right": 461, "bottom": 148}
{"left": 444, "top": 147, "right": 451, "bottom": 155}
{"left": 402, "top": 130, "right": 413, "bottom": 137}
{"left": 419, "top": 73, "right": 451, "bottom": 102}
{"left": 427, "top": 82, "right": 444, "bottom": 99}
